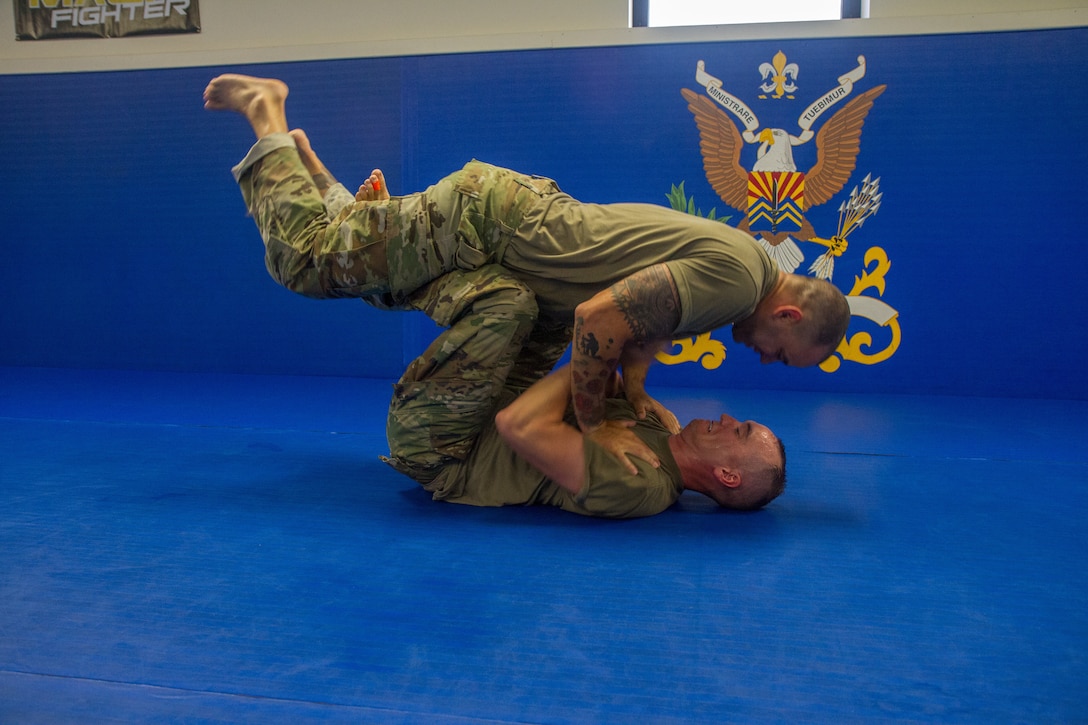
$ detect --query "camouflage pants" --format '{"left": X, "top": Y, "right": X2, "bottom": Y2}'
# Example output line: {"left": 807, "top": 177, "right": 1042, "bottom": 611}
{"left": 383, "top": 265, "right": 570, "bottom": 484}
{"left": 232, "top": 134, "right": 569, "bottom": 482}
{"left": 232, "top": 133, "right": 559, "bottom": 305}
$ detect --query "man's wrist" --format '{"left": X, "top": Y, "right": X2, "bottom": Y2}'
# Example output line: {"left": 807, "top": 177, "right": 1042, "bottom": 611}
{"left": 580, "top": 420, "right": 605, "bottom": 435}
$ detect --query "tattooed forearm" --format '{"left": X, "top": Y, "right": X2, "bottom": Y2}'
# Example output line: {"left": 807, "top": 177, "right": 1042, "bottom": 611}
{"left": 609, "top": 264, "right": 681, "bottom": 341}
{"left": 569, "top": 265, "right": 678, "bottom": 432}
{"left": 571, "top": 365, "right": 608, "bottom": 430}
{"left": 571, "top": 315, "right": 619, "bottom": 430}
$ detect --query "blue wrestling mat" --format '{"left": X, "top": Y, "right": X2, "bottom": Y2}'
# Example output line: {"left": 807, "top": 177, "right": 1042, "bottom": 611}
{"left": 1, "top": 367, "right": 1085, "bottom": 722}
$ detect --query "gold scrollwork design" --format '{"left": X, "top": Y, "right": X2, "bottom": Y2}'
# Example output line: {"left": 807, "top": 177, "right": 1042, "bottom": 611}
{"left": 656, "top": 332, "right": 727, "bottom": 369}
{"left": 820, "top": 317, "right": 901, "bottom": 372}
{"left": 820, "top": 246, "right": 901, "bottom": 372}
{"left": 849, "top": 246, "right": 891, "bottom": 297}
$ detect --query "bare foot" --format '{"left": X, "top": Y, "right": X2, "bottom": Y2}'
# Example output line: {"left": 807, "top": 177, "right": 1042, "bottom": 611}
{"left": 356, "top": 169, "right": 390, "bottom": 201}
{"left": 203, "top": 74, "right": 289, "bottom": 138}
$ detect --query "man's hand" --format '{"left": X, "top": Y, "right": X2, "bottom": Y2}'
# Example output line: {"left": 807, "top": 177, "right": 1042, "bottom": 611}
{"left": 625, "top": 390, "right": 681, "bottom": 434}
{"left": 586, "top": 419, "right": 661, "bottom": 475}
{"left": 618, "top": 337, "right": 680, "bottom": 433}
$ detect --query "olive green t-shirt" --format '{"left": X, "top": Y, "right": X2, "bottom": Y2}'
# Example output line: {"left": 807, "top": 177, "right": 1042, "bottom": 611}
{"left": 424, "top": 397, "right": 684, "bottom": 519}
{"left": 504, "top": 196, "right": 779, "bottom": 334}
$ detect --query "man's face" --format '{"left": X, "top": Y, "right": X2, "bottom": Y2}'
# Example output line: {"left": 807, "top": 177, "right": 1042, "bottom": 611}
{"left": 679, "top": 414, "right": 780, "bottom": 475}
{"left": 731, "top": 315, "right": 829, "bottom": 368}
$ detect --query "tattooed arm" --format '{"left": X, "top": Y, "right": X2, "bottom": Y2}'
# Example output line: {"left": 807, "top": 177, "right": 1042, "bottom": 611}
{"left": 571, "top": 263, "right": 682, "bottom": 472}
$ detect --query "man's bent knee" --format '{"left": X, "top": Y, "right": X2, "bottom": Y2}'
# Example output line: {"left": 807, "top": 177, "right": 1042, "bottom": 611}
{"left": 408, "top": 264, "right": 537, "bottom": 328}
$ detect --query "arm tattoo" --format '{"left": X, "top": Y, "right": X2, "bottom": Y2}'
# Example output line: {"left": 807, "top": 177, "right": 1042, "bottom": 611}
{"left": 569, "top": 264, "right": 678, "bottom": 431}
{"left": 576, "top": 330, "right": 600, "bottom": 358}
{"left": 571, "top": 316, "right": 617, "bottom": 429}
{"left": 609, "top": 264, "right": 681, "bottom": 341}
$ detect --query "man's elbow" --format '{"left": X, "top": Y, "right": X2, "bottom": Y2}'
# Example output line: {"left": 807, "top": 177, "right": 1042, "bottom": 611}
{"left": 573, "top": 298, "right": 592, "bottom": 320}
{"left": 573, "top": 297, "right": 609, "bottom": 330}
{"left": 574, "top": 297, "right": 638, "bottom": 350}
{"left": 494, "top": 405, "right": 527, "bottom": 446}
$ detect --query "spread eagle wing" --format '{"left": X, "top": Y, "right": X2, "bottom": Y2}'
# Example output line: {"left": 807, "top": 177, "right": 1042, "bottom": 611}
{"left": 680, "top": 87, "right": 748, "bottom": 212}
{"left": 805, "top": 84, "right": 887, "bottom": 207}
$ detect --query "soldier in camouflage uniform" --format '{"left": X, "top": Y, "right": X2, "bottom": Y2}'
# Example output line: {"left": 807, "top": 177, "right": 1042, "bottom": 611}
{"left": 209, "top": 76, "right": 573, "bottom": 480}
{"left": 204, "top": 73, "right": 848, "bottom": 482}
{"left": 233, "top": 132, "right": 573, "bottom": 481}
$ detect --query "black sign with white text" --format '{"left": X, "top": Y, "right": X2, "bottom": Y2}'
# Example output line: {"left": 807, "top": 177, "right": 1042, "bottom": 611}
{"left": 15, "top": 0, "right": 200, "bottom": 40}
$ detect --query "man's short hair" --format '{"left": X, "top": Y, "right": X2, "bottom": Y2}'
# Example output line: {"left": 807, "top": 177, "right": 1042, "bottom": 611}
{"left": 726, "top": 437, "right": 787, "bottom": 511}
{"left": 798, "top": 277, "right": 851, "bottom": 350}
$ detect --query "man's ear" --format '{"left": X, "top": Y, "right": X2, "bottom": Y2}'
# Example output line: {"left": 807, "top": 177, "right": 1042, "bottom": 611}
{"left": 773, "top": 305, "right": 803, "bottom": 323}
{"left": 715, "top": 467, "right": 742, "bottom": 489}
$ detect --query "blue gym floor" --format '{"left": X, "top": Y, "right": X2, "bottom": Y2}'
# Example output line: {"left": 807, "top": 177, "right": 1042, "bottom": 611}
{"left": 1, "top": 366, "right": 1085, "bottom": 723}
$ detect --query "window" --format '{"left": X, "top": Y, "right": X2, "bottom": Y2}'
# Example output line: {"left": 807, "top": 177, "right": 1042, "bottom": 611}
{"left": 632, "top": 0, "right": 863, "bottom": 28}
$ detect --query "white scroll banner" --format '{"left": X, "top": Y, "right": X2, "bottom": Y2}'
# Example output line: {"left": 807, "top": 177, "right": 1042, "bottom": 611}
{"left": 847, "top": 294, "right": 898, "bottom": 326}
{"left": 695, "top": 60, "right": 761, "bottom": 144}
{"left": 795, "top": 56, "right": 867, "bottom": 143}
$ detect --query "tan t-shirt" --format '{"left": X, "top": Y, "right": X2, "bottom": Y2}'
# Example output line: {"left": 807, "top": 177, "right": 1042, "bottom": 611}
{"left": 425, "top": 397, "right": 685, "bottom": 519}
{"left": 504, "top": 196, "right": 779, "bottom": 334}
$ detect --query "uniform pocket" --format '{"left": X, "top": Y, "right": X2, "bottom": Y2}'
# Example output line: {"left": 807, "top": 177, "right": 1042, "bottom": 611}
{"left": 514, "top": 174, "right": 561, "bottom": 196}
{"left": 454, "top": 217, "right": 491, "bottom": 270}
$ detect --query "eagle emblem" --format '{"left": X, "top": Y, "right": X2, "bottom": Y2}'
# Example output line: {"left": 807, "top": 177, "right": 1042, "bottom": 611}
{"left": 658, "top": 56, "right": 902, "bottom": 373}
{"left": 681, "top": 57, "right": 885, "bottom": 273}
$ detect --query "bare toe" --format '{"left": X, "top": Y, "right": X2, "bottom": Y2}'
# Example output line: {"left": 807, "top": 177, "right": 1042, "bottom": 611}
{"left": 371, "top": 169, "right": 390, "bottom": 200}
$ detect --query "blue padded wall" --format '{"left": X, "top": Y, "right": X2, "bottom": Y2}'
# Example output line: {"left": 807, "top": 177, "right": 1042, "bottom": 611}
{"left": 1, "top": 59, "right": 409, "bottom": 379}
{"left": 1, "top": 28, "right": 1085, "bottom": 397}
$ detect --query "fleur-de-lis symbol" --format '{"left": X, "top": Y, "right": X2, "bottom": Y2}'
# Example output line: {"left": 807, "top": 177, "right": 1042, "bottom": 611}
{"left": 759, "top": 50, "right": 799, "bottom": 99}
